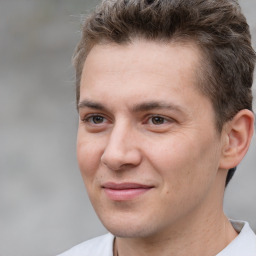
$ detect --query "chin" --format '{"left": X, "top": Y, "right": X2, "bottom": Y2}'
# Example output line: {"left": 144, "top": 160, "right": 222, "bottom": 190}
{"left": 99, "top": 213, "right": 163, "bottom": 239}
{"left": 106, "top": 225, "right": 153, "bottom": 238}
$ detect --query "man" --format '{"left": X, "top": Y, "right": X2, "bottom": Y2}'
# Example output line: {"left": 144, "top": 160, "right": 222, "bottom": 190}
{"left": 58, "top": 0, "right": 256, "bottom": 255}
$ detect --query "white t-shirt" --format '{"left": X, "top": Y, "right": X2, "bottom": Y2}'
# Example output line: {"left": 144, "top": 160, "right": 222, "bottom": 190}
{"left": 57, "top": 220, "right": 256, "bottom": 256}
{"left": 216, "top": 220, "right": 256, "bottom": 256}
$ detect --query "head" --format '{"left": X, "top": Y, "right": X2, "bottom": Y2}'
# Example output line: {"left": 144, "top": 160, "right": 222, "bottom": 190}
{"left": 75, "top": 0, "right": 255, "bottom": 240}
{"left": 73, "top": 0, "right": 255, "bottom": 186}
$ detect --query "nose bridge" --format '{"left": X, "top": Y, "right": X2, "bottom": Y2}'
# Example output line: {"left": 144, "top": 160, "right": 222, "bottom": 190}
{"left": 101, "top": 119, "right": 141, "bottom": 170}
{"left": 109, "top": 119, "right": 130, "bottom": 149}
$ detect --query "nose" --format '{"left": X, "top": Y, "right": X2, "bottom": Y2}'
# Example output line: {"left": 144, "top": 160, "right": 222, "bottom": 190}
{"left": 101, "top": 122, "right": 142, "bottom": 171}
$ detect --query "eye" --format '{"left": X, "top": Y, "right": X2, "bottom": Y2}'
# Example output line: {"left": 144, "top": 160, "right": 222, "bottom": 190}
{"left": 150, "top": 116, "right": 166, "bottom": 125}
{"left": 82, "top": 115, "right": 107, "bottom": 125}
{"left": 147, "top": 115, "right": 169, "bottom": 125}
{"left": 89, "top": 115, "right": 105, "bottom": 124}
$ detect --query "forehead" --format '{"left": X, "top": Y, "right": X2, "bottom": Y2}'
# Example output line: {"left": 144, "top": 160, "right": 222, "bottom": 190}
{"left": 81, "top": 39, "right": 203, "bottom": 92}
{"left": 81, "top": 40, "right": 211, "bottom": 108}
{"left": 84, "top": 39, "right": 201, "bottom": 73}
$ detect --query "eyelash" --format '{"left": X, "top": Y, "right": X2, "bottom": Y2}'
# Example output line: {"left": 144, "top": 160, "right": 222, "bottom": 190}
{"left": 82, "top": 114, "right": 108, "bottom": 125}
{"left": 82, "top": 114, "right": 173, "bottom": 126}
{"left": 145, "top": 115, "right": 171, "bottom": 125}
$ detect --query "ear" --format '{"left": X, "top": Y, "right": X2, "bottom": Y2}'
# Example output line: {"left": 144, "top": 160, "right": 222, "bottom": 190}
{"left": 219, "top": 109, "right": 254, "bottom": 170}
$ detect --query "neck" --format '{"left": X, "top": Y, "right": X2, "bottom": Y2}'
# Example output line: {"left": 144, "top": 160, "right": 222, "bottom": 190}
{"left": 114, "top": 213, "right": 237, "bottom": 256}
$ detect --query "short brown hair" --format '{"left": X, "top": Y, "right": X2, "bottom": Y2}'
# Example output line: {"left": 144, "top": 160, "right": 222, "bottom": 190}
{"left": 73, "top": 0, "right": 255, "bottom": 184}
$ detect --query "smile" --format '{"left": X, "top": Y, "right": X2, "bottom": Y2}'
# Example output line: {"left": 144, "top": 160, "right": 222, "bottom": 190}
{"left": 102, "top": 182, "right": 154, "bottom": 201}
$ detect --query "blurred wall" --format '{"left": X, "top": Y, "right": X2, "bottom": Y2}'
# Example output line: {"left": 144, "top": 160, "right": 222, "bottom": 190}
{"left": 0, "top": 1, "right": 255, "bottom": 255}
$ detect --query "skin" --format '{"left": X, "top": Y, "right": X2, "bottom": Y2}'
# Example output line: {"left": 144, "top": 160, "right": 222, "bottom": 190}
{"left": 77, "top": 39, "right": 253, "bottom": 256}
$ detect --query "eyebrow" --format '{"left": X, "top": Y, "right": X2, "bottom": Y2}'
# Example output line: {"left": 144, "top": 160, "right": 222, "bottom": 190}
{"left": 78, "top": 99, "right": 185, "bottom": 114}
{"left": 78, "top": 100, "right": 106, "bottom": 111}
{"left": 132, "top": 101, "right": 185, "bottom": 113}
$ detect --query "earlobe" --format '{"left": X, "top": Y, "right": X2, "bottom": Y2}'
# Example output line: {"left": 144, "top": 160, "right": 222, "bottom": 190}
{"left": 219, "top": 109, "right": 254, "bottom": 170}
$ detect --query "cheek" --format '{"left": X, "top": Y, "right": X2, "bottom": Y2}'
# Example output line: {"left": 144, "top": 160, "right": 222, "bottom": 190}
{"left": 76, "top": 134, "right": 103, "bottom": 180}
{"left": 148, "top": 134, "right": 220, "bottom": 190}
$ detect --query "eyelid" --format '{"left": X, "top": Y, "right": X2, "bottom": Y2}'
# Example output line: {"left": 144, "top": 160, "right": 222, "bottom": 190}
{"left": 81, "top": 113, "right": 109, "bottom": 125}
{"left": 144, "top": 114, "right": 175, "bottom": 124}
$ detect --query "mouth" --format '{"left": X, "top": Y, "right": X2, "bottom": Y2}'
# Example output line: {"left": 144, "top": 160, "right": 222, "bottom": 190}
{"left": 102, "top": 182, "right": 154, "bottom": 201}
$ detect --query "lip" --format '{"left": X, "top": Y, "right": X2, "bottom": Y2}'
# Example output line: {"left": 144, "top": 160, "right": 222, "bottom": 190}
{"left": 102, "top": 182, "right": 154, "bottom": 201}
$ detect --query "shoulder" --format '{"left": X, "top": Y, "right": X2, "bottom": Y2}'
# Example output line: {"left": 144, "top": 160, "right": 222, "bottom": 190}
{"left": 217, "top": 220, "right": 256, "bottom": 256}
{"left": 57, "top": 233, "right": 114, "bottom": 256}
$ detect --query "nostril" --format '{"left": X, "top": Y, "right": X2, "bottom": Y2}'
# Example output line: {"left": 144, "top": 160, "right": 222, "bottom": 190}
{"left": 101, "top": 154, "right": 123, "bottom": 171}
{"left": 101, "top": 147, "right": 142, "bottom": 171}
{"left": 145, "top": 0, "right": 155, "bottom": 5}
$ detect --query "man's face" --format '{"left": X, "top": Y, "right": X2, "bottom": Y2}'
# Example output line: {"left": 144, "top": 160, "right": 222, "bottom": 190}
{"left": 77, "top": 40, "right": 225, "bottom": 238}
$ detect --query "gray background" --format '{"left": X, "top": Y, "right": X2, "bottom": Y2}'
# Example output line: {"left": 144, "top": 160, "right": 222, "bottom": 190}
{"left": 0, "top": 1, "right": 255, "bottom": 255}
